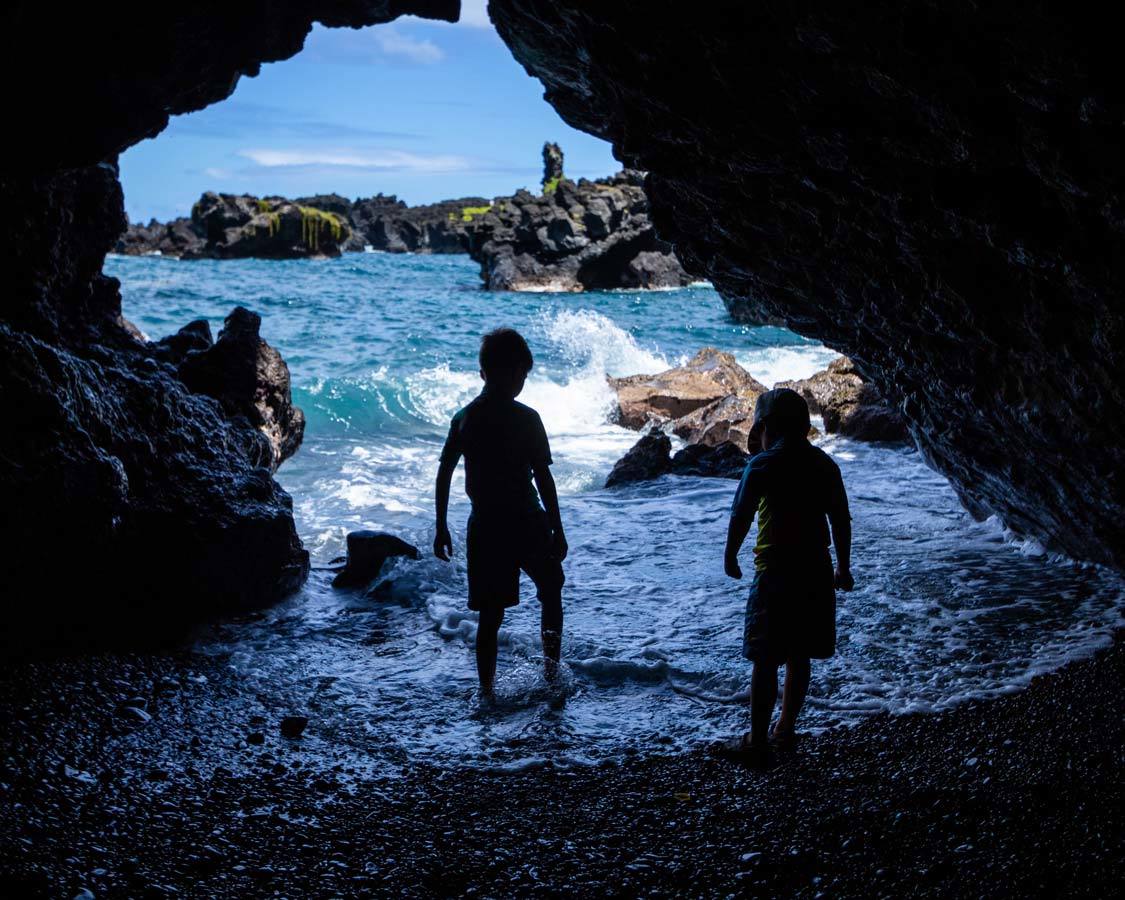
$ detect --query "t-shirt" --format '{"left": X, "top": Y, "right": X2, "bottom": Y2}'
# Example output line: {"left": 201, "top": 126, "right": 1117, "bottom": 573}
{"left": 439, "top": 387, "right": 553, "bottom": 516}
{"left": 730, "top": 436, "right": 850, "bottom": 572}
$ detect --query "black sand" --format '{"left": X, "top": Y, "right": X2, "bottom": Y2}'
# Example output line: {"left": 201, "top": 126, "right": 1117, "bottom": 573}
{"left": 2, "top": 634, "right": 1122, "bottom": 897}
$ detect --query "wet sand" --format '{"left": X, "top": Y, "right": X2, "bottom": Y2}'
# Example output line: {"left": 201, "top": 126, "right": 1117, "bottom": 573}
{"left": 2, "top": 634, "right": 1122, "bottom": 897}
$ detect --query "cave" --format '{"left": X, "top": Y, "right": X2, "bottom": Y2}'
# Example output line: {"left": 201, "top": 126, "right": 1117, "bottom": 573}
{"left": 6, "top": 1, "right": 1123, "bottom": 647}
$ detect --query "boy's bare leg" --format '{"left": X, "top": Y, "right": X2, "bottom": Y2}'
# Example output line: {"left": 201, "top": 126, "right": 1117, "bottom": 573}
{"left": 539, "top": 581, "right": 564, "bottom": 683}
{"left": 476, "top": 607, "right": 504, "bottom": 697}
{"left": 775, "top": 657, "right": 810, "bottom": 735}
{"left": 750, "top": 661, "right": 779, "bottom": 747}
{"left": 541, "top": 628, "right": 561, "bottom": 682}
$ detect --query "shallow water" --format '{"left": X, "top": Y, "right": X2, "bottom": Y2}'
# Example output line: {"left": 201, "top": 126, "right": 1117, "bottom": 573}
{"left": 107, "top": 251, "right": 1125, "bottom": 772}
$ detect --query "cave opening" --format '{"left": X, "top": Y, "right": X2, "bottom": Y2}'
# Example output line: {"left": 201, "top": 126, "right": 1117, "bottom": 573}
{"left": 84, "top": 6, "right": 1124, "bottom": 773}
{"left": 4, "top": 3, "right": 1125, "bottom": 893}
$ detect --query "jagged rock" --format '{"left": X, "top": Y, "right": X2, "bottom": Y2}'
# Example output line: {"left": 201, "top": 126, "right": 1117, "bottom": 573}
{"left": 605, "top": 432, "right": 672, "bottom": 487}
{"left": 351, "top": 195, "right": 490, "bottom": 253}
{"left": 669, "top": 442, "right": 750, "bottom": 479}
{"left": 542, "top": 142, "right": 564, "bottom": 189}
{"left": 606, "top": 433, "right": 749, "bottom": 486}
{"left": 117, "top": 193, "right": 351, "bottom": 259}
{"left": 177, "top": 307, "right": 305, "bottom": 470}
{"left": 1, "top": 165, "right": 311, "bottom": 650}
{"left": 186, "top": 193, "right": 350, "bottom": 259}
{"left": 466, "top": 165, "right": 692, "bottom": 291}
{"left": 295, "top": 193, "right": 367, "bottom": 251}
{"left": 779, "top": 357, "right": 909, "bottom": 443}
{"left": 328, "top": 531, "right": 421, "bottom": 589}
{"left": 609, "top": 348, "right": 767, "bottom": 430}
{"left": 670, "top": 394, "right": 761, "bottom": 454}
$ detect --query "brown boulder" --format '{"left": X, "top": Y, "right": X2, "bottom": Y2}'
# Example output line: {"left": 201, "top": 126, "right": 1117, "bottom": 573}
{"left": 778, "top": 357, "right": 908, "bottom": 442}
{"left": 608, "top": 348, "right": 767, "bottom": 430}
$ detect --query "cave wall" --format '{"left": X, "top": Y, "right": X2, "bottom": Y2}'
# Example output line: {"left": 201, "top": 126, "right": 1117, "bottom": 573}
{"left": 489, "top": 0, "right": 1125, "bottom": 569}
{"left": 4, "top": 0, "right": 1124, "bottom": 651}
{"left": 0, "top": 1, "right": 456, "bottom": 647}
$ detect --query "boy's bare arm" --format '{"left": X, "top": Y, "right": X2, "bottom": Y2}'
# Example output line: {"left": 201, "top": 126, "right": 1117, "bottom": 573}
{"left": 829, "top": 512, "right": 853, "bottom": 591}
{"left": 434, "top": 458, "right": 456, "bottom": 560}
{"left": 724, "top": 514, "right": 754, "bottom": 579}
{"left": 533, "top": 464, "right": 568, "bottom": 560}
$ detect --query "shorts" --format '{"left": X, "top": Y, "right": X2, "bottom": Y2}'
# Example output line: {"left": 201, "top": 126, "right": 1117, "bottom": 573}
{"left": 465, "top": 506, "right": 564, "bottom": 629}
{"left": 742, "top": 554, "right": 836, "bottom": 663}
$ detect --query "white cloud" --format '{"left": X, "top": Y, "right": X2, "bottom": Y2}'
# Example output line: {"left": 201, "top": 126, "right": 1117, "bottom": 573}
{"left": 202, "top": 166, "right": 232, "bottom": 179}
{"left": 237, "top": 148, "right": 471, "bottom": 173}
{"left": 374, "top": 26, "right": 444, "bottom": 63}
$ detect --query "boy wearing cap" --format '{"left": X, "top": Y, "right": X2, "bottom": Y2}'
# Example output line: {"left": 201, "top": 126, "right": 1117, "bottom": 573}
{"left": 433, "top": 328, "right": 568, "bottom": 701}
{"left": 722, "top": 387, "right": 854, "bottom": 762}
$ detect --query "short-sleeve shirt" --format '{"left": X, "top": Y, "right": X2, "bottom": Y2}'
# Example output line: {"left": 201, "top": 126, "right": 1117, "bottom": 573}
{"left": 439, "top": 386, "right": 552, "bottom": 516}
{"left": 730, "top": 436, "right": 850, "bottom": 572}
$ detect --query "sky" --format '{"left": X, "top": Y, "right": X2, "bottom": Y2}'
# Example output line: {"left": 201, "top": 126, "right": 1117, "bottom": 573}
{"left": 119, "top": 1, "right": 618, "bottom": 223}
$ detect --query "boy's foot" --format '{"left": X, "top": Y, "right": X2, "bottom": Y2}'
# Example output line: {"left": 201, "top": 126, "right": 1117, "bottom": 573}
{"left": 712, "top": 732, "right": 772, "bottom": 769}
{"left": 768, "top": 726, "right": 798, "bottom": 751}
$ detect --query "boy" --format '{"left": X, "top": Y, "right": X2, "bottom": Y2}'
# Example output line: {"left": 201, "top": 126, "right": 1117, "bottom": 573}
{"left": 433, "top": 328, "right": 568, "bottom": 699}
{"left": 722, "top": 388, "right": 854, "bottom": 763}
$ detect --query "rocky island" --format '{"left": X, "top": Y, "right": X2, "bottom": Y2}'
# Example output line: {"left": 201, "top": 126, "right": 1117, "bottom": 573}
{"left": 116, "top": 143, "right": 691, "bottom": 290}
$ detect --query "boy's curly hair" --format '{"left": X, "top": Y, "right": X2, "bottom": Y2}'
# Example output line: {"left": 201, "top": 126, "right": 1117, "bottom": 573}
{"left": 479, "top": 327, "right": 534, "bottom": 378}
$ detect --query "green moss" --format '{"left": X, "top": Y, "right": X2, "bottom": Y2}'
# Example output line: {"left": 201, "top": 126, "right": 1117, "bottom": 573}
{"left": 256, "top": 198, "right": 272, "bottom": 213}
{"left": 542, "top": 176, "right": 561, "bottom": 195}
{"left": 459, "top": 204, "right": 492, "bottom": 223}
{"left": 297, "top": 205, "right": 344, "bottom": 250}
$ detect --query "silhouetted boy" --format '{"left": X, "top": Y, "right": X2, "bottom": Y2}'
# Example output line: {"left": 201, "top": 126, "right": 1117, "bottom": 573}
{"left": 723, "top": 388, "right": 853, "bottom": 763}
{"left": 433, "top": 328, "right": 568, "bottom": 699}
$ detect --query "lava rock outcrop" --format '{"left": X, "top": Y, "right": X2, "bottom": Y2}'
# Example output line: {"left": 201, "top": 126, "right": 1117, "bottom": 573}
{"left": 466, "top": 168, "right": 692, "bottom": 291}
{"left": 491, "top": 0, "right": 1125, "bottom": 568}
{"left": 117, "top": 193, "right": 351, "bottom": 259}
{"left": 1, "top": 1, "right": 456, "bottom": 646}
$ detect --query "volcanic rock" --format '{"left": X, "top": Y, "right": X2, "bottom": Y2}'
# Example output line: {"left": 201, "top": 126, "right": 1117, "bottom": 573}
{"left": 466, "top": 167, "right": 692, "bottom": 291}
{"left": 609, "top": 349, "right": 767, "bottom": 430}
{"left": 605, "top": 433, "right": 750, "bottom": 487}
{"left": 351, "top": 195, "right": 492, "bottom": 254}
{"left": 605, "top": 433, "right": 672, "bottom": 487}
{"left": 488, "top": 1, "right": 1125, "bottom": 568}
{"left": 176, "top": 307, "right": 306, "bottom": 470}
{"left": 779, "top": 357, "right": 909, "bottom": 443}
{"left": 328, "top": 531, "right": 422, "bottom": 589}
{"left": 670, "top": 394, "right": 761, "bottom": 454}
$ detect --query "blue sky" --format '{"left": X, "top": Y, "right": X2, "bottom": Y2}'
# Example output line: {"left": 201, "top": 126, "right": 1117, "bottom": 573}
{"left": 120, "top": 1, "right": 618, "bottom": 223}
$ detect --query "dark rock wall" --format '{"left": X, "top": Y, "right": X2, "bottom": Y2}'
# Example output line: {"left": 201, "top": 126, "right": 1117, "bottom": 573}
{"left": 0, "top": 1, "right": 454, "bottom": 646}
{"left": 490, "top": 0, "right": 1125, "bottom": 568}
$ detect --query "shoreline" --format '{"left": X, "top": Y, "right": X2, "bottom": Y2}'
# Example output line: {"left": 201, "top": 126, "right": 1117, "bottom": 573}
{"left": 2, "top": 632, "right": 1121, "bottom": 896}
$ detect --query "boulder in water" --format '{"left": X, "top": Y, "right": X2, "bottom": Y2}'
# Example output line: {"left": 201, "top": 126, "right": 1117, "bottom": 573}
{"left": 606, "top": 433, "right": 750, "bottom": 486}
{"left": 778, "top": 357, "right": 908, "bottom": 442}
{"left": 605, "top": 432, "right": 673, "bottom": 487}
{"left": 328, "top": 531, "right": 421, "bottom": 589}
{"left": 608, "top": 348, "right": 767, "bottom": 430}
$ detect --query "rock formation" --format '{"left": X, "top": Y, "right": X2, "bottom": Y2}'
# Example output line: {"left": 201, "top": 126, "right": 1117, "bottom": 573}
{"left": 168, "top": 307, "right": 306, "bottom": 470}
{"left": 1, "top": 1, "right": 457, "bottom": 647}
{"left": 605, "top": 433, "right": 749, "bottom": 487}
{"left": 350, "top": 195, "right": 492, "bottom": 253}
{"left": 608, "top": 348, "right": 767, "bottom": 432}
{"left": 489, "top": 0, "right": 1125, "bottom": 568}
{"left": 779, "top": 357, "right": 909, "bottom": 443}
{"left": 116, "top": 193, "right": 351, "bottom": 259}
{"left": 466, "top": 168, "right": 693, "bottom": 291}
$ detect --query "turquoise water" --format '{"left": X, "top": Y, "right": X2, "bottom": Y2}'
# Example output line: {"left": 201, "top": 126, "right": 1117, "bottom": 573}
{"left": 107, "top": 251, "right": 1125, "bottom": 772}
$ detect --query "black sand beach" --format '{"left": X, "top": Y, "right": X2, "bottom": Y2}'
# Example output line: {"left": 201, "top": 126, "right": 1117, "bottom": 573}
{"left": 2, "top": 633, "right": 1121, "bottom": 897}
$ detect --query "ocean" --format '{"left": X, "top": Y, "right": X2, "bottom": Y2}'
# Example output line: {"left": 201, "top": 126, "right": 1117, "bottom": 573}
{"left": 106, "top": 250, "right": 1125, "bottom": 773}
